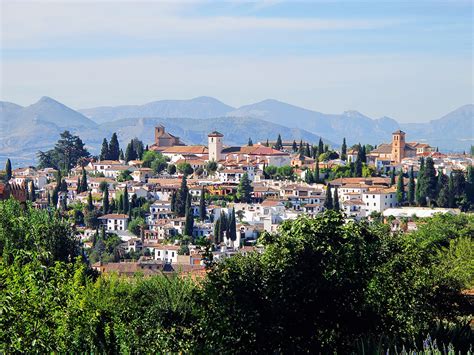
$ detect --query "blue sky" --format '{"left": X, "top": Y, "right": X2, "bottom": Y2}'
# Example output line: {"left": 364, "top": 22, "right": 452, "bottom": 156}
{"left": 1, "top": 0, "right": 472, "bottom": 122}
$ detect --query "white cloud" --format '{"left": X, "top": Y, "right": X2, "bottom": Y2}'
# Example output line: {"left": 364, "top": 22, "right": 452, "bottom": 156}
{"left": 1, "top": 1, "right": 402, "bottom": 48}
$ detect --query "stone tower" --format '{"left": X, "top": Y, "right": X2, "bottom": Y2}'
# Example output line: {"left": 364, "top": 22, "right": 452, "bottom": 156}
{"left": 391, "top": 130, "right": 406, "bottom": 163}
{"left": 208, "top": 131, "right": 224, "bottom": 161}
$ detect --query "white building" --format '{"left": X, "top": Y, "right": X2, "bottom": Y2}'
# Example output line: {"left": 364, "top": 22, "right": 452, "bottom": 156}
{"left": 99, "top": 213, "right": 129, "bottom": 231}
{"left": 362, "top": 189, "right": 398, "bottom": 214}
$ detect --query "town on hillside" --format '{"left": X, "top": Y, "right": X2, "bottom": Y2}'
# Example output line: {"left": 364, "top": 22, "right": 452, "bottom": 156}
{"left": 1, "top": 126, "right": 473, "bottom": 276}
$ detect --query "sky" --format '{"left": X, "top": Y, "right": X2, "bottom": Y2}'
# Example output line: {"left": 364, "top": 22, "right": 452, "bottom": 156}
{"left": 1, "top": 0, "right": 472, "bottom": 122}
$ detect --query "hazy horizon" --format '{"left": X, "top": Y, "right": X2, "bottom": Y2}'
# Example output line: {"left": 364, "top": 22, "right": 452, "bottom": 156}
{"left": 1, "top": 0, "right": 472, "bottom": 123}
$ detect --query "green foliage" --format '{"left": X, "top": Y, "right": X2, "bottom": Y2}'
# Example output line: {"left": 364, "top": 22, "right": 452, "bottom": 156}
{"left": 177, "top": 162, "right": 194, "bottom": 176}
{"left": 142, "top": 150, "right": 168, "bottom": 173}
{"left": 396, "top": 170, "right": 405, "bottom": 204}
{"left": 128, "top": 217, "right": 146, "bottom": 236}
{"left": 108, "top": 133, "right": 120, "bottom": 161}
{"left": 237, "top": 173, "right": 253, "bottom": 203}
{"left": 38, "top": 131, "right": 90, "bottom": 171}
{"left": 117, "top": 169, "right": 132, "bottom": 182}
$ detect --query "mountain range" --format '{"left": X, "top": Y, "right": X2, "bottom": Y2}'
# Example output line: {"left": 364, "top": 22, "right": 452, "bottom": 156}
{"left": 1, "top": 96, "right": 472, "bottom": 166}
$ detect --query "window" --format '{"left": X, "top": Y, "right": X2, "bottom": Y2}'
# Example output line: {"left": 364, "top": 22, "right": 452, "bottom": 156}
{"left": 374, "top": 203, "right": 376, "bottom": 206}
{"left": 171, "top": 252, "right": 175, "bottom": 257}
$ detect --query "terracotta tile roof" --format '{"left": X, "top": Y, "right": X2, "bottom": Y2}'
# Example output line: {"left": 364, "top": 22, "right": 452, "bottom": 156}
{"left": 161, "top": 146, "right": 208, "bottom": 154}
{"left": 98, "top": 213, "right": 129, "bottom": 219}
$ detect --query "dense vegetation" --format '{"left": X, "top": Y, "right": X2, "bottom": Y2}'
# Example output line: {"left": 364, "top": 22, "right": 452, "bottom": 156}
{"left": 0, "top": 199, "right": 473, "bottom": 353}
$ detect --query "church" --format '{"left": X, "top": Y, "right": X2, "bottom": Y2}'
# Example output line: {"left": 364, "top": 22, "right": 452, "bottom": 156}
{"left": 369, "top": 130, "right": 433, "bottom": 164}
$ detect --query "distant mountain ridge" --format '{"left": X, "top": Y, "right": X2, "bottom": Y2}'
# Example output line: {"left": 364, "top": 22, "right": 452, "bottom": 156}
{"left": 81, "top": 97, "right": 473, "bottom": 151}
{"left": 1, "top": 96, "right": 472, "bottom": 165}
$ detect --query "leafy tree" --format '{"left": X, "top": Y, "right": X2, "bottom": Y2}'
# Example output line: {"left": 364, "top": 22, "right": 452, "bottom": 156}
{"left": 324, "top": 183, "right": 333, "bottom": 210}
{"left": 108, "top": 133, "right": 120, "bottom": 161}
{"left": 341, "top": 138, "right": 347, "bottom": 161}
{"left": 100, "top": 138, "right": 109, "bottom": 160}
{"left": 396, "top": 170, "right": 404, "bottom": 204}
{"left": 5, "top": 158, "right": 12, "bottom": 181}
{"left": 407, "top": 166, "right": 415, "bottom": 205}
{"left": 38, "top": 131, "right": 90, "bottom": 171}
{"left": 205, "top": 160, "right": 218, "bottom": 176}
{"left": 167, "top": 164, "right": 177, "bottom": 175}
{"left": 128, "top": 217, "right": 146, "bottom": 236}
{"left": 177, "top": 162, "right": 194, "bottom": 176}
{"left": 237, "top": 173, "right": 253, "bottom": 203}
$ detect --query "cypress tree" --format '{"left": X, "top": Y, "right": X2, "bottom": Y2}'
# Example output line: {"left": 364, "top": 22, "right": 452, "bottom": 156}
{"left": 117, "top": 194, "right": 123, "bottom": 214}
{"left": 76, "top": 177, "right": 81, "bottom": 194}
{"left": 47, "top": 191, "right": 51, "bottom": 206}
{"left": 100, "top": 138, "right": 109, "bottom": 160}
{"left": 5, "top": 158, "right": 12, "bottom": 181}
{"left": 108, "top": 133, "right": 120, "bottom": 160}
{"left": 305, "top": 169, "right": 313, "bottom": 184}
{"left": 87, "top": 191, "right": 94, "bottom": 211}
{"left": 248, "top": 138, "right": 253, "bottom": 146}
{"left": 229, "top": 208, "right": 237, "bottom": 241}
{"left": 407, "top": 166, "right": 415, "bottom": 205}
{"left": 416, "top": 157, "right": 426, "bottom": 206}
{"left": 80, "top": 167, "right": 88, "bottom": 192}
{"left": 390, "top": 168, "right": 396, "bottom": 186}
{"left": 52, "top": 188, "right": 59, "bottom": 207}
{"left": 184, "top": 206, "right": 194, "bottom": 237}
{"left": 119, "top": 149, "right": 124, "bottom": 161}
{"left": 110, "top": 198, "right": 116, "bottom": 214}
{"left": 396, "top": 170, "right": 405, "bottom": 205}
{"left": 176, "top": 175, "right": 189, "bottom": 217}
{"left": 324, "top": 183, "right": 333, "bottom": 210}
{"left": 437, "top": 183, "right": 450, "bottom": 207}
{"left": 199, "top": 187, "right": 207, "bottom": 221}
{"left": 423, "top": 157, "right": 438, "bottom": 204}
{"left": 102, "top": 185, "right": 109, "bottom": 214}
{"left": 354, "top": 155, "right": 362, "bottom": 177}
{"left": 341, "top": 138, "right": 347, "bottom": 161}
{"left": 25, "top": 183, "right": 29, "bottom": 202}
{"left": 360, "top": 145, "right": 367, "bottom": 163}
{"left": 312, "top": 145, "right": 318, "bottom": 159}
{"left": 318, "top": 138, "right": 324, "bottom": 156}
{"left": 299, "top": 140, "right": 304, "bottom": 153}
{"left": 265, "top": 139, "right": 269, "bottom": 147}
{"left": 220, "top": 211, "right": 228, "bottom": 241}
{"left": 125, "top": 141, "right": 137, "bottom": 162}
{"left": 333, "top": 187, "right": 340, "bottom": 211}
{"left": 292, "top": 140, "right": 298, "bottom": 153}
{"left": 170, "top": 190, "right": 177, "bottom": 213}
{"left": 123, "top": 185, "right": 129, "bottom": 213}
{"left": 214, "top": 218, "right": 221, "bottom": 244}
{"left": 305, "top": 143, "right": 311, "bottom": 157}
{"left": 314, "top": 160, "right": 320, "bottom": 183}
{"left": 275, "top": 134, "right": 283, "bottom": 150}
{"left": 447, "top": 174, "right": 455, "bottom": 208}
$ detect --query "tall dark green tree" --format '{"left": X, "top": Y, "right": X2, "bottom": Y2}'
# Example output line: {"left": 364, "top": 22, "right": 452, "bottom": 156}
{"left": 100, "top": 138, "right": 109, "bottom": 160}
{"left": 102, "top": 185, "right": 109, "bottom": 214}
{"left": 228, "top": 208, "right": 237, "bottom": 241}
{"left": 318, "top": 138, "right": 324, "bottom": 156}
{"left": 390, "top": 168, "right": 396, "bottom": 186}
{"left": 354, "top": 155, "right": 362, "bottom": 177}
{"left": 407, "top": 166, "right": 415, "bottom": 206}
{"left": 248, "top": 138, "right": 253, "bottom": 146}
{"left": 38, "top": 131, "right": 90, "bottom": 171}
{"left": 76, "top": 177, "right": 81, "bottom": 194}
{"left": 108, "top": 133, "right": 120, "bottom": 161}
{"left": 333, "top": 187, "right": 340, "bottom": 211}
{"left": 199, "top": 187, "right": 207, "bottom": 221}
{"left": 447, "top": 174, "right": 456, "bottom": 208}
{"left": 171, "top": 190, "right": 177, "bottom": 213}
{"left": 119, "top": 149, "right": 124, "bottom": 161}
{"left": 275, "top": 134, "right": 283, "bottom": 150}
{"left": 292, "top": 140, "right": 298, "bottom": 153}
{"left": 184, "top": 198, "right": 194, "bottom": 237}
{"left": 87, "top": 191, "right": 94, "bottom": 211}
{"left": 396, "top": 170, "right": 405, "bottom": 204}
{"left": 176, "top": 175, "right": 189, "bottom": 217}
{"left": 237, "top": 173, "right": 253, "bottom": 203}
{"left": 80, "top": 167, "right": 88, "bottom": 193}
{"left": 324, "top": 183, "right": 333, "bottom": 210}
{"left": 123, "top": 185, "right": 129, "bottom": 214}
{"left": 305, "top": 143, "right": 311, "bottom": 157}
{"left": 423, "top": 157, "right": 438, "bottom": 205}
{"left": 359, "top": 145, "right": 367, "bottom": 163}
{"left": 125, "top": 141, "right": 137, "bottom": 162}
{"left": 341, "top": 138, "right": 347, "bottom": 161}
{"left": 5, "top": 158, "right": 12, "bottom": 181}
{"left": 416, "top": 157, "right": 426, "bottom": 206}
{"left": 314, "top": 160, "right": 320, "bottom": 183}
